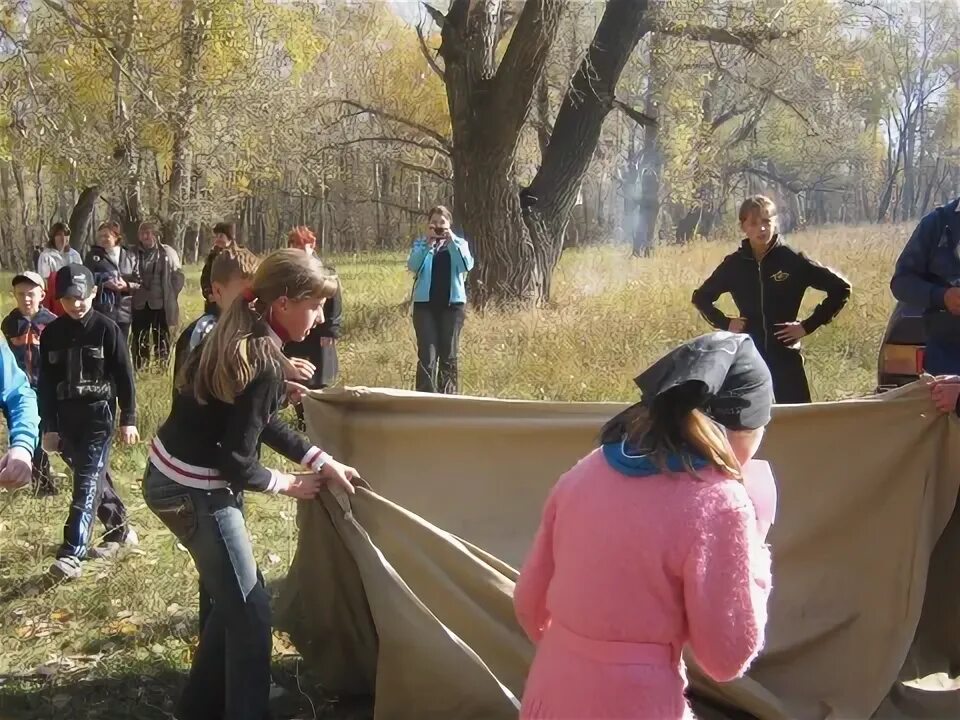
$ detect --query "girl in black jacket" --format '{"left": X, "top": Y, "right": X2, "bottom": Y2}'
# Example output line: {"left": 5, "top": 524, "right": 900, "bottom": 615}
{"left": 142, "top": 248, "right": 360, "bottom": 720}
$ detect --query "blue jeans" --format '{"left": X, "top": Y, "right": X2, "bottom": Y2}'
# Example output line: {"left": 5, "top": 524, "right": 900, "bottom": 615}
{"left": 142, "top": 463, "right": 272, "bottom": 720}
{"left": 58, "top": 401, "right": 126, "bottom": 559}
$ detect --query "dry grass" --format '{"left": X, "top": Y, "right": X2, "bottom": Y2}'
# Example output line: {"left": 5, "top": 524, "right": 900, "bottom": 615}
{"left": 0, "top": 223, "right": 910, "bottom": 718}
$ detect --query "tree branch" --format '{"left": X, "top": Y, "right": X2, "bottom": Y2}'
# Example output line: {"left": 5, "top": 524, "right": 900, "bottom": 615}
{"left": 39, "top": 0, "right": 165, "bottom": 114}
{"left": 527, "top": 0, "right": 652, "bottom": 215}
{"left": 326, "top": 100, "right": 452, "bottom": 152}
{"left": 395, "top": 159, "right": 452, "bottom": 182}
{"left": 649, "top": 19, "right": 802, "bottom": 48}
{"left": 613, "top": 99, "right": 657, "bottom": 128}
{"left": 710, "top": 102, "right": 753, "bottom": 131}
{"left": 422, "top": 2, "right": 447, "bottom": 28}
{"left": 492, "top": 0, "right": 565, "bottom": 137}
{"left": 319, "top": 136, "right": 451, "bottom": 156}
{"left": 416, "top": 21, "right": 445, "bottom": 80}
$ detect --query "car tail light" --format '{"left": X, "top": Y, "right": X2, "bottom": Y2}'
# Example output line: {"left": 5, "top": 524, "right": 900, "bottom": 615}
{"left": 881, "top": 344, "right": 924, "bottom": 376}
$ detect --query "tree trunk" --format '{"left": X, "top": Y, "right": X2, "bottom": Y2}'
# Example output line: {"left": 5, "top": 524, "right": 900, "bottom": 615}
{"left": 166, "top": 0, "right": 209, "bottom": 256}
{"left": 68, "top": 186, "right": 101, "bottom": 252}
{"left": 113, "top": 0, "right": 142, "bottom": 243}
{"left": 438, "top": 0, "right": 652, "bottom": 306}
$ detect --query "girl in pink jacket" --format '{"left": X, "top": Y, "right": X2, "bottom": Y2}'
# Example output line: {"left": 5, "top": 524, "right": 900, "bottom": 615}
{"left": 515, "top": 332, "right": 775, "bottom": 720}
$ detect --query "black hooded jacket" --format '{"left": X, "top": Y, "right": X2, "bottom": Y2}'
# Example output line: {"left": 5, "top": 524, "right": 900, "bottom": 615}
{"left": 691, "top": 236, "right": 851, "bottom": 355}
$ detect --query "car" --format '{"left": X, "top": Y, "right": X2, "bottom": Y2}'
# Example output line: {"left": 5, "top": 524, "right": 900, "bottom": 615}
{"left": 876, "top": 301, "right": 926, "bottom": 392}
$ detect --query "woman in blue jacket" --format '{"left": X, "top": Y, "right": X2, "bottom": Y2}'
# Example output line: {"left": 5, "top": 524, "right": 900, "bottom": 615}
{"left": 406, "top": 205, "right": 474, "bottom": 394}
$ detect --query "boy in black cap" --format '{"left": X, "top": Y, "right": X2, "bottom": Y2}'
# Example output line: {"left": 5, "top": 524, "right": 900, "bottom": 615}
{"left": 39, "top": 264, "right": 140, "bottom": 580}
{"left": 2, "top": 271, "right": 58, "bottom": 494}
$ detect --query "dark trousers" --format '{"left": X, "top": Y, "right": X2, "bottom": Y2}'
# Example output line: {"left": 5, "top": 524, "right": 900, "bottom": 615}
{"left": 132, "top": 308, "right": 170, "bottom": 369}
{"left": 32, "top": 420, "right": 55, "bottom": 494}
{"left": 57, "top": 401, "right": 127, "bottom": 559}
{"left": 116, "top": 322, "right": 131, "bottom": 344}
{"left": 762, "top": 347, "right": 812, "bottom": 404}
{"left": 143, "top": 464, "right": 272, "bottom": 720}
{"left": 413, "top": 303, "right": 465, "bottom": 394}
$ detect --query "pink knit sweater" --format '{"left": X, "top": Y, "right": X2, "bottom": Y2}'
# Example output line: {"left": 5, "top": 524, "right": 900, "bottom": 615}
{"left": 514, "top": 448, "right": 772, "bottom": 719}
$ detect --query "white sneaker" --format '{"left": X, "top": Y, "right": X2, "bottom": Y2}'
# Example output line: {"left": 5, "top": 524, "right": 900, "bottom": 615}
{"left": 89, "top": 527, "right": 140, "bottom": 560}
{"left": 49, "top": 556, "right": 82, "bottom": 580}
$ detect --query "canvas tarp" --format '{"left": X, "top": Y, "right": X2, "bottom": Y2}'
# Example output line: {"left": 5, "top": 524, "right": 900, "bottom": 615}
{"left": 276, "top": 380, "right": 960, "bottom": 719}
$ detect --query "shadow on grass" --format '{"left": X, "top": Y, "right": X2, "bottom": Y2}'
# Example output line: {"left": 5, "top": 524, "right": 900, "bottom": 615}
{"left": 0, "top": 571, "right": 62, "bottom": 604}
{"left": 0, "top": 656, "right": 373, "bottom": 720}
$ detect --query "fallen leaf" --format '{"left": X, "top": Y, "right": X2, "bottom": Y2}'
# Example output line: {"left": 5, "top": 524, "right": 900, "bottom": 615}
{"left": 50, "top": 609, "right": 73, "bottom": 623}
{"left": 166, "top": 603, "right": 182, "bottom": 615}
{"left": 267, "top": 553, "right": 281, "bottom": 564}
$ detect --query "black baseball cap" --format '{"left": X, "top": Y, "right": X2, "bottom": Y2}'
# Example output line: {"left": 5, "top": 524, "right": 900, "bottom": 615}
{"left": 633, "top": 331, "right": 774, "bottom": 430}
{"left": 55, "top": 264, "right": 95, "bottom": 300}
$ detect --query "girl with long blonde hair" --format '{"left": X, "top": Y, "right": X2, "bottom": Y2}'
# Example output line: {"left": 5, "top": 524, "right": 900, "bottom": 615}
{"left": 142, "top": 248, "right": 361, "bottom": 720}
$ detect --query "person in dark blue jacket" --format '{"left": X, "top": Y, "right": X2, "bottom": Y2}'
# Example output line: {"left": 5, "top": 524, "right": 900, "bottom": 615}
{"left": 2, "top": 271, "right": 57, "bottom": 494}
{"left": 891, "top": 196, "right": 960, "bottom": 375}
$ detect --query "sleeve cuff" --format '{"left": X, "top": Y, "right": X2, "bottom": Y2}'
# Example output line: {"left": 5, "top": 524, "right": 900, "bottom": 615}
{"left": 10, "top": 438, "right": 36, "bottom": 453}
{"left": 301, "top": 446, "right": 332, "bottom": 472}
{"left": 266, "top": 469, "right": 289, "bottom": 495}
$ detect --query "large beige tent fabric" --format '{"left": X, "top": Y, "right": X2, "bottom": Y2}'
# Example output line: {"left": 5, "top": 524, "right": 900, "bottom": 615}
{"left": 276, "top": 381, "right": 960, "bottom": 719}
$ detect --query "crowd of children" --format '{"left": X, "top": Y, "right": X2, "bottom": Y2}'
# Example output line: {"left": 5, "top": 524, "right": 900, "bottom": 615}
{"left": 0, "top": 192, "right": 895, "bottom": 719}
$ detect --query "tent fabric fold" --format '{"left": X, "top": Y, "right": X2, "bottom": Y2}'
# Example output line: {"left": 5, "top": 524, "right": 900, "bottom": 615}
{"left": 276, "top": 381, "right": 960, "bottom": 719}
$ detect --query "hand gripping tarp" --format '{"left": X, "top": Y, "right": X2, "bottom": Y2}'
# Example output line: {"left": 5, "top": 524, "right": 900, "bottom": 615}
{"left": 276, "top": 380, "right": 960, "bottom": 719}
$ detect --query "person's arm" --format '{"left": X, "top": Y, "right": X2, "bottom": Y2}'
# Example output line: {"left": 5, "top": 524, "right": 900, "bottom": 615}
{"left": 219, "top": 369, "right": 290, "bottom": 493}
{"left": 171, "top": 326, "right": 192, "bottom": 403}
{"left": 890, "top": 212, "right": 945, "bottom": 309}
{"left": 683, "top": 498, "right": 771, "bottom": 682}
{"left": 37, "top": 332, "right": 58, "bottom": 433}
{"left": 406, "top": 238, "right": 431, "bottom": 272}
{"left": 260, "top": 416, "right": 332, "bottom": 472}
{"left": 106, "top": 321, "right": 137, "bottom": 427}
{"left": 450, "top": 235, "right": 474, "bottom": 273}
{"left": 165, "top": 245, "right": 186, "bottom": 293}
{"left": 514, "top": 489, "right": 559, "bottom": 643}
{"left": 0, "top": 341, "right": 39, "bottom": 454}
{"left": 692, "top": 258, "right": 737, "bottom": 330}
{"left": 200, "top": 253, "right": 214, "bottom": 302}
{"left": 37, "top": 251, "right": 53, "bottom": 279}
{"left": 322, "top": 287, "right": 343, "bottom": 339}
{"left": 799, "top": 254, "right": 852, "bottom": 334}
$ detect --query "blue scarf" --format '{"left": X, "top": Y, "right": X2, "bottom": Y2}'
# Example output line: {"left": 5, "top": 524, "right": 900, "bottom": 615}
{"left": 601, "top": 440, "right": 709, "bottom": 477}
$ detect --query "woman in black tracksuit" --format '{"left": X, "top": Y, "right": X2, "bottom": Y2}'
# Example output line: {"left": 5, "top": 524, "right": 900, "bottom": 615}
{"left": 692, "top": 195, "right": 851, "bottom": 404}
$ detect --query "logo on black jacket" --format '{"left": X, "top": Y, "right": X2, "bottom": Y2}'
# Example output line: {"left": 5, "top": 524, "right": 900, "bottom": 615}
{"left": 771, "top": 270, "right": 790, "bottom": 282}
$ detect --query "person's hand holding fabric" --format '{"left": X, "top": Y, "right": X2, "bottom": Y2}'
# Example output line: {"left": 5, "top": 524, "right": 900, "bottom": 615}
{"left": 931, "top": 376, "right": 960, "bottom": 413}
